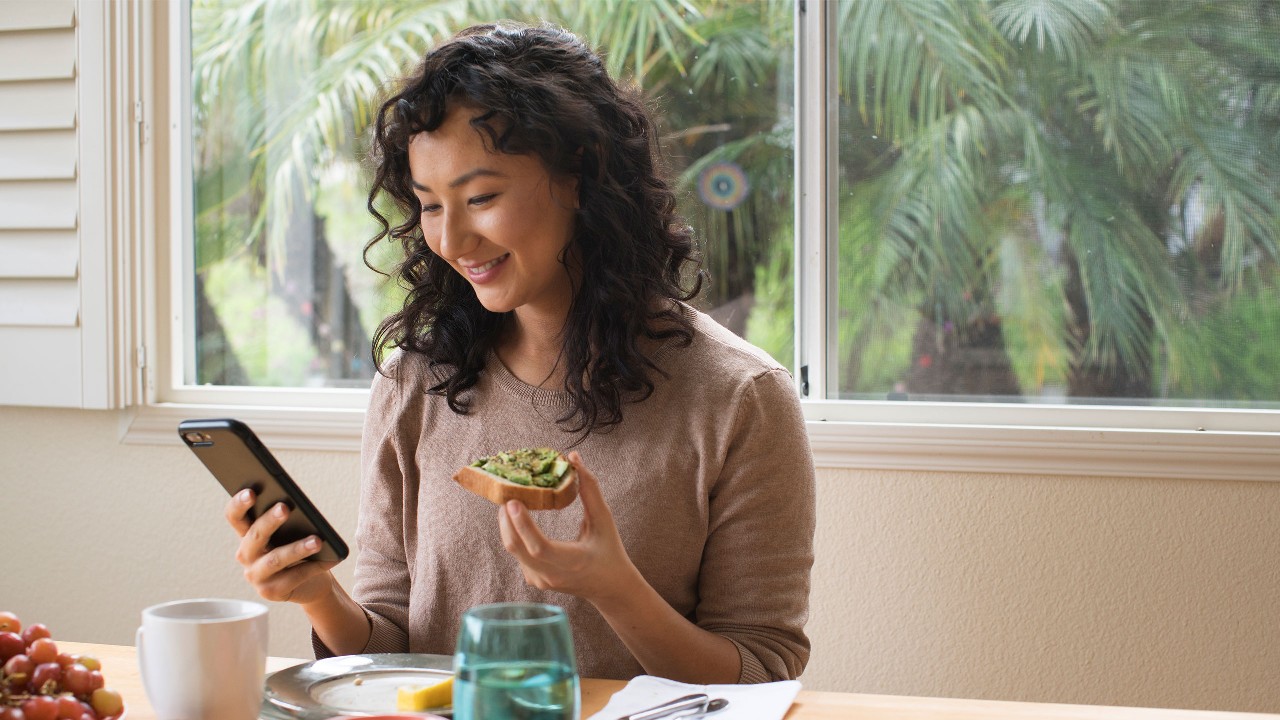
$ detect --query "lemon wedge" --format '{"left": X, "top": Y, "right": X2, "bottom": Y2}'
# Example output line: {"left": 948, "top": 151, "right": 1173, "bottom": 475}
{"left": 397, "top": 676, "right": 454, "bottom": 711}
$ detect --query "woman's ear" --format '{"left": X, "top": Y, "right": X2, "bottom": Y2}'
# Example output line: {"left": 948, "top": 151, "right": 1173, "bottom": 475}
{"left": 550, "top": 172, "right": 581, "bottom": 211}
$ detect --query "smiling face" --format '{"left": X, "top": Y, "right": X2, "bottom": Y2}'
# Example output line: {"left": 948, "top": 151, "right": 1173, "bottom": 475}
{"left": 407, "top": 105, "right": 580, "bottom": 324}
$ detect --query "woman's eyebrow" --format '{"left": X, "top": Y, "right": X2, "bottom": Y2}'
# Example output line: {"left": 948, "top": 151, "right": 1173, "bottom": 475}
{"left": 411, "top": 167, "right": 505, "bottom": 193}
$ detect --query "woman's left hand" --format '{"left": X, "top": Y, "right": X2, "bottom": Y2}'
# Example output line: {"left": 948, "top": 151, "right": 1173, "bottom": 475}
{"left": 497, "top": 451, "right": 641, "bottom": 606}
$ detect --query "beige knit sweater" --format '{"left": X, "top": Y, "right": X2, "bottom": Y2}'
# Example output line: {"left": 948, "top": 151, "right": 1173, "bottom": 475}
{"left": 316, "top": 305, "right": 816, "bottom": 682}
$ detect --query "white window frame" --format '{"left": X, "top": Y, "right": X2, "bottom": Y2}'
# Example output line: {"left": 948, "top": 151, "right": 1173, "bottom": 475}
{"left": 122, "top": 0, "right": 1280, "bottom": 482}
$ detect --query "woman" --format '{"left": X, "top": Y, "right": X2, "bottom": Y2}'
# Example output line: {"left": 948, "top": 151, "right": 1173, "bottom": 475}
{"left": 225, "top": 22, "right": 815, "bottom": 684}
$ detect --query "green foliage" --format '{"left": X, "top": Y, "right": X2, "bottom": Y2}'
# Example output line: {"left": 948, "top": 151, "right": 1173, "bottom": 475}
{"left": 837, "top": 0, "right": 1280, "bottom": 400}
{"left": 1159, "top": 275, "right": 1280, "bottom": 402}
{"left": 743, "top": 227, "right": 793, "bottom": 370}
{"left": 189, "top": 0, "right": 1280, "bottom": 402}
{"left": 202, "top": 256, "right": 315, "bottom": 386}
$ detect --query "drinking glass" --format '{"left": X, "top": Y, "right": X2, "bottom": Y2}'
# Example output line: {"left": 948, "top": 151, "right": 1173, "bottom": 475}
{"left": 453, "top": 603, "right": 580, "bottom": 720}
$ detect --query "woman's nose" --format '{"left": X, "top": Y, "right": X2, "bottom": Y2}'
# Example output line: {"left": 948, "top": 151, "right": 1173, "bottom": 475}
{"left": 437, "top": 210, "right": 474, "bottom": 260}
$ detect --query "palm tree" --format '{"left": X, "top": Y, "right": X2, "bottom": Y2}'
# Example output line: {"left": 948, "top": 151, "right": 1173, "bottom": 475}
{"left": 190, "top": 0, "right": 791, "bottom": 383}
{"left": 190, "top": 0, "right": 1280, "bottom": 401}
{"left": 828, "top": 0, "right": 1280, "bottom": 401}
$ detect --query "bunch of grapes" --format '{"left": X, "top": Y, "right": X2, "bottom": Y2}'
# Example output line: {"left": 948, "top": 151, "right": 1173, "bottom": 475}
{"left": 0, "top": 612, "right": 124, "bottom": 720}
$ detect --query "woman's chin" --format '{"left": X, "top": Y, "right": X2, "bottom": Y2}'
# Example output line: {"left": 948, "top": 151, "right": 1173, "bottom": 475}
{"left": 474, "top": 292, "right": 516, "bottom": 314}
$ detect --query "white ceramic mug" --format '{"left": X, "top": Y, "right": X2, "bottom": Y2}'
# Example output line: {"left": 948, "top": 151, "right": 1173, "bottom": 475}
{"left": 136, "top": 598, "right": 269, "bottom": 720}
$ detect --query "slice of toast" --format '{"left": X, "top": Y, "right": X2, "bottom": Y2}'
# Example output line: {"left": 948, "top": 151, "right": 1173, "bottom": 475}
{"left": 452, "top": 448, "right": 578, "bottom": 510}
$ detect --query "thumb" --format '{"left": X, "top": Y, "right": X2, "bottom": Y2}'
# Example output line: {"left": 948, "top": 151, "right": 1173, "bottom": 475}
{"left": 570, "top": 451, "right": 614, "bottom": 531}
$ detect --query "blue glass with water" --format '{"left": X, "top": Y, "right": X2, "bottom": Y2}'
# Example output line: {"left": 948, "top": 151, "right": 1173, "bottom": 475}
{"left": 453, "top": 603, "right": 580, "bottom": 720}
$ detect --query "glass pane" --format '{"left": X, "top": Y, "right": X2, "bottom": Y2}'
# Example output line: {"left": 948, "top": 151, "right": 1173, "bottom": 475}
{"left": 189, "top": 0, "right": 794, "bottom": 388}
{"left": 833, "top": 0, "right": 1280, "bottom": 408}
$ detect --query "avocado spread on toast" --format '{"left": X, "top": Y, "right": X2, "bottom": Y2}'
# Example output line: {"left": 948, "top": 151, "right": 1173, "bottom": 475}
{"left": 471, "top": 448, "right": 570, "bottom": 488}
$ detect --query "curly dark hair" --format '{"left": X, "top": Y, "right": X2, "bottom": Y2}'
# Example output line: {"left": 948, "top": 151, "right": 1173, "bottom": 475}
{"left": 364, "top": 22, "right": 704, "bottom": 435}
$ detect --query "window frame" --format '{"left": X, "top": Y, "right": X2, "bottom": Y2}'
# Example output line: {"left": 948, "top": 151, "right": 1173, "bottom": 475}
{"left": 121, "top": 0, "right": 1280, "bottom": 482}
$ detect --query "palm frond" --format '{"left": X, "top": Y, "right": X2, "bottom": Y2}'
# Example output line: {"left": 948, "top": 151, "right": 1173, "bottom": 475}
{"left": 1169, "top": 120, "right": 1280, "bottom": 288}
{"left": 1047, "top": 161, "right": 1181, "bottom": 374}
{"left": 989, "top": 0, "right": 1115, "bottom": 65}
{"left": 556, "top": 0, "right": 707, "bottom": 81}
{"left": 841, "top": 0, "right": 1013, "bottom": 141}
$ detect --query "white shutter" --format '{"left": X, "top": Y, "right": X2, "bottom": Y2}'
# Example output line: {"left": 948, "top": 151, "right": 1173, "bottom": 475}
{"left": 0, "top": 0, "right": 118, "bottom": 408}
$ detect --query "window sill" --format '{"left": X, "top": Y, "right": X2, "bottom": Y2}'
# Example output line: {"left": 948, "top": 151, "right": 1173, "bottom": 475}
{"left": 123, "top": 402, "right": 366, "bottom": 452}
{"left": 805, "top": 421, "right": 1278, "bottom": 482}
{"left": 123, "top": 401, "right": 1280, "bottom": 482}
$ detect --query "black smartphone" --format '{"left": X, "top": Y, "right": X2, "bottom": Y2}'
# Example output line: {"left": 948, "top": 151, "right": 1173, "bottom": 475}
{"left": 178, "top": 418, "right": 349, "bottom": 563}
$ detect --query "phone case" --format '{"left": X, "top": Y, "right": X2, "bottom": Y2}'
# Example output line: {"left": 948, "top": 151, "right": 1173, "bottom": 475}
{"left": 179, "top": 418, "right": 349, "bottom": 562}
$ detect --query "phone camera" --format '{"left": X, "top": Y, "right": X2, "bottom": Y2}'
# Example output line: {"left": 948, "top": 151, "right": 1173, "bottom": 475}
{"left": 183, "top": 431, "right": 212, "bottom": 445}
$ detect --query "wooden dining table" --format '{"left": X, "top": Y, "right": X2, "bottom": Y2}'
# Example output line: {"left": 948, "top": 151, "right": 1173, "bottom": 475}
{"left": 59, "top": 642, "right": 1274, "bottom": 720}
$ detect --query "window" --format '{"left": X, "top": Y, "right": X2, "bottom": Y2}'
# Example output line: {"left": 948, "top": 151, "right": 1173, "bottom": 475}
{"left": 142, "top": 0, "right": 1280, "bottom": 479}
{"left": 185, "top": 0, "right": 794, "bottom": 388}
{"left": 823, "top": 0, "right": 1280, "bottom": 411}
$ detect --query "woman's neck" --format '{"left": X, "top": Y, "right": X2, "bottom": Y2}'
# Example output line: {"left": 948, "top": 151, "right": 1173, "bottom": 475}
{"left": 495, "top": 307, "right": 570, "bottom": 389}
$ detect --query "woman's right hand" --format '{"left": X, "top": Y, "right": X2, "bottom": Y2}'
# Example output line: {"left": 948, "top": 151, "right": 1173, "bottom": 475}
{"left": 225, "top": 489, "right": 339, "bottom": 606}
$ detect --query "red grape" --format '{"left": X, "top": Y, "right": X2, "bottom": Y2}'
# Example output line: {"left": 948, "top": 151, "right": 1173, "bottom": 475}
{"left": 86, "top": 671, "right": 103, "bottom": 692}
{"left": 61, "top": 664, "right": 92, "bottom": 697}
{"left": 3, "top": 654, "right": 33, "bottom": 688}
{"left": 20, "top": 625, "right": 49, "bottom": 648}
{"left": 19, "top": 696, "right": 56, "bottom": 720}
{"left": 0, "top": 632, "right": 23, "bottom": 661}
{"left": 26, "top": 640, "right": 56, "bottom": 666}
{"left": 29, "top": 662, "right": 62, "bottom": 694}
{"left": 0, "top": 707, "right": 25, "bottom": 720}
{"left": 53, "top": 696, "right": 82, "bottom": 720}
{"left": 0, "top": 612, "right": 19, "bottom": 635}
{"left": 54, "top": 653, "right": 78, "bottom": 669}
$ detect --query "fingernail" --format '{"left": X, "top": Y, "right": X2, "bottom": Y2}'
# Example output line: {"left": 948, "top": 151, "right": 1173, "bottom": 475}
{"left": 274, "top": 503, "right": 287, "bottom": 517}
{"left": 507, "top": 501, "right": 521, "bottom": 517}
{"left": 238, "top": 489, "right": 252, "bottom": 502}
{"left": 305, "top": 536, "right": 319, "bottom": 550}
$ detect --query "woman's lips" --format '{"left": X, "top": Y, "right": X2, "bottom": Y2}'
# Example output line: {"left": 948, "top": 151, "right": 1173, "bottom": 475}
{"left": 464, "top": 253, "right": 509, "bottom": 284}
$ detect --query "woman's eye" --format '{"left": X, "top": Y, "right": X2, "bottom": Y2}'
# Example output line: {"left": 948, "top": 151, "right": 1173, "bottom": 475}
{"left": 420, "top": 203, "right": 441, "bottom": 214}
{"left": 469, "top": 194, "right": 496, "bottom": 206}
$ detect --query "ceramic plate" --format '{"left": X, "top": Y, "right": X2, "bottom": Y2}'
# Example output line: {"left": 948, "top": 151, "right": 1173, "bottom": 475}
{"left": 262, "top": 653, "right": 454, "bottom": 719}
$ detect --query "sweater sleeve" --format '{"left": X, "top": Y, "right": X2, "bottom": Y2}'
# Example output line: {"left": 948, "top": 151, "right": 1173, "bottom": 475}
{"left": 695, "top": 367, "right": 816, "bottom": 682}
{"left": 313, "top": 358, "right": 412, "bottom": 658}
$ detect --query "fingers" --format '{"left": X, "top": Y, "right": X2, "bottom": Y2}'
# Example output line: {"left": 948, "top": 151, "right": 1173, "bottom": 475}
{"left": 234, "top": 501, "right": 289, "bottom": 566}
{"left": 243, "top": 533, "right": 326, "bottom": 587}
{"left": 224, "top": 488, "right": 255, "bottom": 537}
{"left": 499, "top": 502, "right": 562, "bottom": 592}
{"left": 499, "top": 500, "right": 550, "bottom": 562}
{"left": 251, "top": 555, "right": 337, "bottom": 603}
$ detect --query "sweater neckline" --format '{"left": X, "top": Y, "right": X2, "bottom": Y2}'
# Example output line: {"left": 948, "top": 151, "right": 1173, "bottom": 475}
{"left": 486, "top": 302, "right": 696, "bottom": 408}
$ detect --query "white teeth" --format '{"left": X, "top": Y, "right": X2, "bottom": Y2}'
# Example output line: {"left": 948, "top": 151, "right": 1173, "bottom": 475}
{"left": 468, "top": 254, "right": 507, "bottom": 275}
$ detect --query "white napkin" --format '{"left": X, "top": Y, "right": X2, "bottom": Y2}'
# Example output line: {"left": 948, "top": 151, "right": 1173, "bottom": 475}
{"left": 587, "top": 675, "right": 801, "bottom": 720}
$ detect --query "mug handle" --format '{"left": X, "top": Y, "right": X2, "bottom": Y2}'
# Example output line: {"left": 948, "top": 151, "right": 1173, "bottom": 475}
{"left": 135, "top": 626, "right": 152, "bottom": 703}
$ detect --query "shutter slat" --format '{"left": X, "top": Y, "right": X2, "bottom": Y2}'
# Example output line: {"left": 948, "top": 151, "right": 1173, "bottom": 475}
{"left": 0, "top": 0, "right": 75, "bottom": 32}
{"left": 0, "top": 180, "right": 78, "bottom": 229}
{"left": 0, "top": 129, "right": 77, "bottom": 180}
{"left": 0, "top": 80, "right": 77, "bottom": 130}
{"left": 0, "top": 231, "right": 78, "bottom": 278}
{"left": 0, "top": 2, "right": 89, "bottom": 409}
{"left": 0, "top": 29, "right": 76, "bottom": 82}
{"left": 0, "top": 278, "right": 79, "bottom": 326}
{"left": 0, "top": 326, "right": 81, "bottom": 406}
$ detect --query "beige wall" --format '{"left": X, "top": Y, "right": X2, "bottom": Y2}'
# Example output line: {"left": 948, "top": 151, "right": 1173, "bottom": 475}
{"left": 1, "top": 406, "right": 1275, "bottom": 713}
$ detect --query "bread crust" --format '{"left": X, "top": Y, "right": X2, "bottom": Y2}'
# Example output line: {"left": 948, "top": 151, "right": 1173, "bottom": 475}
{"left": 452, "top": 464, "right": 579, "bottom": 510}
